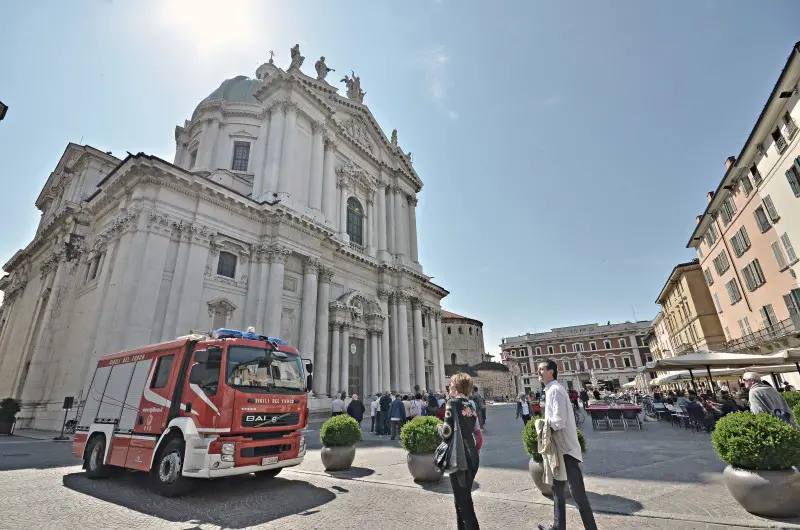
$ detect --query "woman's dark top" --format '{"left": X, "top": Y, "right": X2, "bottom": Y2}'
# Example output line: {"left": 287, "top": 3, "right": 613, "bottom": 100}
{"left": 438, "top": 396, "right": 479, "bottom": 474}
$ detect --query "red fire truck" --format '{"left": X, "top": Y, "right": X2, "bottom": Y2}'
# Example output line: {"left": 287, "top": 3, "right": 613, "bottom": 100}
{"left": 72, "top": 328, "right": 312, "bottom": 496}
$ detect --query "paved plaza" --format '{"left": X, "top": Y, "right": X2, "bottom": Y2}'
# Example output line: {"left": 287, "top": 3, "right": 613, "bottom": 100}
{"left": 2, "top": 403, "right": 799, "bottom": 529}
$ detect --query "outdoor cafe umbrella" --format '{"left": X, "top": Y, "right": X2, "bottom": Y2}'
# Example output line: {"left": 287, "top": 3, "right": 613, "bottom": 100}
{"left": 643, "top": 351, "right": 787, "bottom": 390}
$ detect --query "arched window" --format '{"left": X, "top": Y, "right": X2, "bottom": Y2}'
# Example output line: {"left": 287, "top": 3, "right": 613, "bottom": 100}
{"left": 451, "top": 353, "right": 457, "bottom": 365}
{"left": 346, "top": 197, "right": 364, "bottom": 246}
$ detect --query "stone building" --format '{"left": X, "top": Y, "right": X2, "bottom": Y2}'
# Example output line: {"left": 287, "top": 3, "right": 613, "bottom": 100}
{"left": 441, "top": 310, "right": 489, "bottom": 368}
{"left": 500, "top": 320, "right": 653, "bottom": 393}
{"left": 0, "top": 47, "right": 449, "bottom": 429}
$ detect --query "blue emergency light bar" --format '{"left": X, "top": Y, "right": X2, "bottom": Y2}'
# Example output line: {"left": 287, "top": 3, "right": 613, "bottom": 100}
{"left": 214, "top": 328, "right": 288, "bottom": 345}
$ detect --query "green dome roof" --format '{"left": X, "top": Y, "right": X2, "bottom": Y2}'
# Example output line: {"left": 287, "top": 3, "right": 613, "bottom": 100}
{"left": 192, "top": 75, "right": 262, "bottom": 120}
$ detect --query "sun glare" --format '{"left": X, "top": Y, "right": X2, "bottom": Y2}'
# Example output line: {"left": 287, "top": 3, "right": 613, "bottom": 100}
{"left": 159, "top": 0, "right": 259, "bottom": 54}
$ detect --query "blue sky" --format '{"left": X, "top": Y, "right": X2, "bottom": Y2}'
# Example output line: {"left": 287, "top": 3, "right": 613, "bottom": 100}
{"left": 1, "top": 1, "right": 799, "bottom": 357}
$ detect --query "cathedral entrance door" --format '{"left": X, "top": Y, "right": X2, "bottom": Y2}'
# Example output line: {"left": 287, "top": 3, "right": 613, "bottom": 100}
{"left": 348, "top": 337, "right": 365, "bottom": 397}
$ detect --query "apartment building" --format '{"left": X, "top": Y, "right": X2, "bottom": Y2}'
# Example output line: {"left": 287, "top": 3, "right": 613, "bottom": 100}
{"left": 687, "top": 41, "right": 800, "bottom": 388}
{"left": 500, "top": 320, "right": 652, "bottom": 393}
{"left": 654, "top": 260, "right": 726, "bottom": 355}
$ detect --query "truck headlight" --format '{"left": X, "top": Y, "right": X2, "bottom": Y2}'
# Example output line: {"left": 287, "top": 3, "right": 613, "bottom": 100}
{"left": 222, "top": 442, "right": 235, "bottom": 456}
{"left": 299, "top": 435, "right": 306, "bottom": 453}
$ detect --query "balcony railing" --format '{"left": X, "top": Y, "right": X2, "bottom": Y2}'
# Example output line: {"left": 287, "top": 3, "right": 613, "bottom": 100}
{"left": 725, "top": 316, "right": 800, "bottom": 352}
{"left": 775, "top": 134, "right": 788, "bottom": 154}
{"left": 786, "top": 119, "right": 798, "bottom": 141}
{"left": 349, "top": 241, "right": 365, "bottom": 254}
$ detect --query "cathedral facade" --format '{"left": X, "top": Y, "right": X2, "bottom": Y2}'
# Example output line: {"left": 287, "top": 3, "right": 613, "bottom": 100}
{"left": 0, "top": 48, "right": 448, "bottom": 430}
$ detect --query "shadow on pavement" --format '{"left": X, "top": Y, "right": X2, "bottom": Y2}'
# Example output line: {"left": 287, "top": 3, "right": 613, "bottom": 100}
{"left": 324, "top": 466, "right": 375, "bottom": 479}
{"left": 0, "top": 439, "right": 77, "bottom": 471}
{"left": 62, "top": 470, "right": 336, "bottom": 529}
{"left": 584, "top": 492, "right": 644, "bottom": 515}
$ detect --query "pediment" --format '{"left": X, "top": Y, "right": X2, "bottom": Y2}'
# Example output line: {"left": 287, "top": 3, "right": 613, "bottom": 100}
{"left": 228, "top": 129, "right": 258, "bottom": 140}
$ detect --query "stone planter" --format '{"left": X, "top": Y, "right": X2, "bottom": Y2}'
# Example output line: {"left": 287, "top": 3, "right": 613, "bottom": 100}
{"left": 406, "top": 452, "right": 443, "bottom": 482}
{"left": 722, "top": 465, "right": 800, "bottom": 518}
{"left": 321, "top": 445, "right": 356, "bottom": 472}
{"left": 0, "top": 419, "right": 15, "bottom": 436}
{"left": 528, "top": 458, "right": 571, "bottom": 498}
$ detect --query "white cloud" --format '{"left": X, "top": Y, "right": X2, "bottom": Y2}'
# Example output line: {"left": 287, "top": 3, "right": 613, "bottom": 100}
{"left": 423, "top": 45, "right": 459, "bottom": 119}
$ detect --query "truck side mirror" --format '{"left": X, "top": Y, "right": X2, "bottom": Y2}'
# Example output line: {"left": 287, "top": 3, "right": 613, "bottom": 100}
{"left": 306, "top": 374, "right": 313, "bottom": 392}
{"left": 305, "top": 361, "right": 313, "bottom": 374}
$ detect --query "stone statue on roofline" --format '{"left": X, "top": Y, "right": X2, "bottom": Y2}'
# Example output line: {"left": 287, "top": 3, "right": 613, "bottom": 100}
{"left": 315, "top": 56, "right": 334, "bottom": 81}
{"left": 391, "top": 129, "right": 398, "bottom": 147}
{"left": 288, "top": 44, "right": 305, "bottom": 72}
{"left": 341, "top": 70, "right": 366, "bottom": 103}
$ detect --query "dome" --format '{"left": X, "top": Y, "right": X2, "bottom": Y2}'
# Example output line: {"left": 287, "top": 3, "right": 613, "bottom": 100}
{"left": 192, "top": 75, "right": 262, "bottom": 120}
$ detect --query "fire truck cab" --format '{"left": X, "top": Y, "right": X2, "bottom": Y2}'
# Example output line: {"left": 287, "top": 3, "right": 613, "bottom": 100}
{"left": 72, "top": 328, "right": 312, "bottom": 496}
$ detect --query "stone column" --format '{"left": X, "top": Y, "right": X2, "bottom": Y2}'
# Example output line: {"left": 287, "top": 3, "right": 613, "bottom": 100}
{"left": 263, "top": 102, "right": 285, "bottom": 197}
{"left": 389, "top": 294, "right": 399, "bottom": 391}
{"left": 199, "top": 119, "right": 220, "bottom": 172}
{"left": 378, "top": 288, "right": 391, "bottom": 393}
{"left": 255, "top": 249, "right": 271, "bottom": 332}
{"left": 330, "top": 323, "right": 341, "bottom": 396}
{"left": 264, "top": 245, "right": 291, "bottom": 337}
{"left": 277, "top": 103, "right": 298, "bottom": 197}
{"left": 313, "top": 267, "right": 333, "bottom": 396}
{"left": 340, "top": 324, "right": 350, "bottom": 395}
{"left": 366, "top": 199, "right": 376, "bottom": 257}
{"left": 393, "top": 187, "right": 406, "bottom": 258}
{"left": 429, "top": 309, "right": 441, "bottom": 391}
{"left": 308, "top": 122, "right": 325, "bottom": 212}
{"left": 175, "top": 227, "right": 212, "bottom": 337}
{"left": 338, "top": 180, "right": 350, "bottom": 242}
{"left": 162, "top": 225, "right": 190, "bottom": 341}
{"left": 250, "top": 114, "right": 272, "bottom": 198}
{"left": 369, "top": 330, "right": 380, "bottom": 398}
{"left": 437, "top": 313, "right": 446, "bottom": 388}
{"left": 396, "top": 292, "right": 411, "bottom": 392}
{"left": 243, "top": 244, "right": 262, "bottom": 328}
{"left": 376, "top": 182, "right": 389, "bottom": 261}
{"left": 412, "top": 299, "right": 425, "bottom": 390}
{"left": 321, "top": 138, "right": 337, "bottom": 226}
{"left": 408, "top": 195, "right": 419, "bottom": 263}
{"left": 298, "top": 257, "right": 319, "bottom": 364}
{"left": 386, "top": 186, "right": 396, "bottom": 255}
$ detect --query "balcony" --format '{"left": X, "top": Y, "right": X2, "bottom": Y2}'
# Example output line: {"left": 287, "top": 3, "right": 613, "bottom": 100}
{"left": 787, "top": 119, "right": 798, "bottom": 141}
{"left": 725, "top": 316, "right": 800, "bottom": 353}
{"left": 775, "top": 134, "right": 788, "bottom": 154}
{"left": 349, "top": 241, "right": 365, "bottom": 254}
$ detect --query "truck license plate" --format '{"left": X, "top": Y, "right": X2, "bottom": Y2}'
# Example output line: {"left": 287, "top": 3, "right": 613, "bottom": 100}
{"left": 261, "top": 456, "right": 278, "bottom": 465}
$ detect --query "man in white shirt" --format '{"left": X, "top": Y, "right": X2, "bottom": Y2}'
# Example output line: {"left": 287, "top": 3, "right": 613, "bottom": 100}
{"left": 537, "top": 360, "right": 597, "bottom": 530}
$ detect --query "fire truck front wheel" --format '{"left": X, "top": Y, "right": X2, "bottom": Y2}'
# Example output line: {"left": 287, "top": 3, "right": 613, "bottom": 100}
{"left": 151, "top": 437, "right": 191, "bottom": 497}
{"left": 85, "top": 435, "right": 112, "bottom": 479}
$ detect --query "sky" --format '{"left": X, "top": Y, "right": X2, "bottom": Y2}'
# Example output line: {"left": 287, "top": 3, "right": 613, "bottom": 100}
{"left": 1, "top": 1, "right": 799, "bottom": 359}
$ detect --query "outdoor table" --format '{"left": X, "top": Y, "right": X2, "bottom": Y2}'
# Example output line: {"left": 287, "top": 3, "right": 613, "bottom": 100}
{"left": 585, "top": 404, "right": 643, "bottom": 430}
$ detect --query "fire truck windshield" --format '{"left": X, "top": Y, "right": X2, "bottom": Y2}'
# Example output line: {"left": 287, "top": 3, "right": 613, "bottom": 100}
{"left": 225, "top": 345, "right": 305, "bottom": 394}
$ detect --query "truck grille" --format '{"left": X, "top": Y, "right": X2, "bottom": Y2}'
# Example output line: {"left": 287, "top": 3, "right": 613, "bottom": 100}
{"left": 240, "top": 444, "right": 292, "bottom": 458}
{"left": 241, "top": 412, "right": 300, "bottom": 428}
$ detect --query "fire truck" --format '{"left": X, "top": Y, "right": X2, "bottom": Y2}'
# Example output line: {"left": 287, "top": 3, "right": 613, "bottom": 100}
{"left": 72, "top": 328, "right": 312, "bottom": 497}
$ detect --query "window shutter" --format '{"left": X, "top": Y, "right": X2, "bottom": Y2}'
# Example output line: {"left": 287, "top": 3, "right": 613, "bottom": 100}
{"left": 772, "top": 241, "right": 788, "bottom": 269}
{"left": 781, "top": 233, "right": 798, "bottom": 263}
{"left": 786, "top": 166, "right": 800, "bottom": 197}
{"left": 759, "top": 306, "right": 769, "bottom": 328}
{"left": 785, "top": 293, "right": 799, "bottom": 316}
{"left": 766, "top": 304, "right": 778, "bottom": 326}
{"left": 763, "top": 195, "right": 779, "bottom": 222}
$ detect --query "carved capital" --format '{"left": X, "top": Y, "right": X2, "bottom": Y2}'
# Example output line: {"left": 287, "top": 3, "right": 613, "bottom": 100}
{"left": 324, "top": 136, "right": 338, "bottom": 152}
{"left": 269, "top": 245, "right": 292, "bottom": 264}
{"left": 303, "top": 256, "right": 320, "bottom": 274}
{"left": 411, "top": 297, "right": 423, "bottom": 310}
{"left": 394, "top": 291, "right": 410, "bottom": 304}
{"left": 341, "top": 322, "right": 352, "bottom": 331}
{"left": 311, "top": 120, "right": 326, "bottom": 135}
{"left": 319, "top": 266, "right": 334, "bottom": 282}
{"left": 407, "top": 195, "right": 418, "bottom": 207}
{"left": 377, "top": 286, "right": 392, "bottom": 301}
{"left": 284, "top": 101, "right": 300, "bottom": 115}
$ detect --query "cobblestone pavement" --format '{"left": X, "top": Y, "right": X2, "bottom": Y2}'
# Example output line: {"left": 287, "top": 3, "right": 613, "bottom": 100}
{"left": 1, "top": 404, "right": 798, "bottom": 529}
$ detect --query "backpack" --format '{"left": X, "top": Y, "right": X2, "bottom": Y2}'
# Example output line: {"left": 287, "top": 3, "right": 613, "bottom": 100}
{"left": 773, "top": 408, "right": 793, "bottom": 424}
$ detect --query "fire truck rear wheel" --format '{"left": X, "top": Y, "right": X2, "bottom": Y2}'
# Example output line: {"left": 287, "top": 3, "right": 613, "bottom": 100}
{"left": 85, "top": 435, "right": 112, "bottom": 479}
{"left": 254, "top": 468, "right": 282, "bottom": 478}
{"left": 151, "top": 437, "right": 190, "bottom": 497}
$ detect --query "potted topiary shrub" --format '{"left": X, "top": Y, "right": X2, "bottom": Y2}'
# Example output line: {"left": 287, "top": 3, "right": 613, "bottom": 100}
{"left": 712, "top": 411, "right": 800, "bottom": 518}
{"left": 0, "top": 398, "right": 21, "bottom": 435}
{"left": 521, "top": 415, "right": 587, "bottom": 496}
{"left": 319, "top": 414, "right": 361, "bottom": 471}
{"left": 783, "top": 391, "right": 800, "bottom": 410}
{"left": 400, "top": 416, "right": 444, "bottom": 482}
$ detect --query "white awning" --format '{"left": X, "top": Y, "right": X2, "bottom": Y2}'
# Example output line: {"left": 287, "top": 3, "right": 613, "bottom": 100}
{"left": 644, "top": 351, "right": 786, "bottom": 371}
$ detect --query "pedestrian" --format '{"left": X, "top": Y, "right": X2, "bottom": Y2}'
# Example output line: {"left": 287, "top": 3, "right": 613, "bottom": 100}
{"left": 389, "top": 394, "right": 405, "bottom": 440}
{"left": 347, "top": 393, "right": 365, "bottom": 429}
{"left": 742, "top": 372, "right": 793, "bottom": 423}
{"left": 379, "top": 390, "right": 392, "bottom": 435}
{"left": 472, "top": 386, "right": 486, "bottom": 428}
{"left": 438, "top": 372, "right": 481, "bottom": 530}
{"left": 370, "top": 393, "right": 380, "bottom": 433}
{"left": 331, "top": 393, "right": 345, "bottom": 416}
{"left": 516, "top": 393, "right": 531, "bottom": 426}
{"left": 537, "top": 359, "right": 597, "bottom": 530}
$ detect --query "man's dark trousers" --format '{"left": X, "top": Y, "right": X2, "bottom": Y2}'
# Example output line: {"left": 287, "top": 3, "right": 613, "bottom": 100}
{"left": 551, "top": 454, "right": 597, "bottom": 530}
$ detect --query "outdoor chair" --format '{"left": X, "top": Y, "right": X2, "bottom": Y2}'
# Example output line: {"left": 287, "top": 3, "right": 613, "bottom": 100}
{"left": 651, "top": 402, "right": 669, "bottom": 421}
{"left": 622, "top": 409, "right": 642, "bottom": 430}
{"left": 606, "top": 409, "right": 626, "bottom": 430}
{"left": 589, "top": 409, "right": 607, "bottom": 430}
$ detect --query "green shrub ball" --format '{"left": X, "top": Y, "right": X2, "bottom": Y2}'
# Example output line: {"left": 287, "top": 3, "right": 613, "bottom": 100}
{"left": 783, "top": 391, "right": 800, "bottom": 409}
{"left": 711, "top": 411, "right": 800, "bottom": 471}
{"left": 521, "top": 415, "right": 587, "bottom": 463}
{"left": 320, "top": 415, "right": 362, "bottom": 447}
{"left": 400, "top": 416, "right": 443, "bottom": 454}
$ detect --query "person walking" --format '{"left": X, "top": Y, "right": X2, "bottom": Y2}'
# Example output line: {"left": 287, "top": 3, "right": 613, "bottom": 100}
{"left": 346, "top": 394, "right": 365, "bottom": 429}
{"left": 390, "top": 394, "right": 406, "bottom": 440}
{"left": 331, "top": 393, "right": 345, "bottom": 417}
{"left": 438, "top": 373, "right": 481, "bottom": 530}
{"left": 537, "top": 360, "right": 597, "bottom": 530}
{"left": 516, "top": 394, "right": 531, "bottom": 426}
{"left": 369, "top": 393, "right": 380, "bottom": 433}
